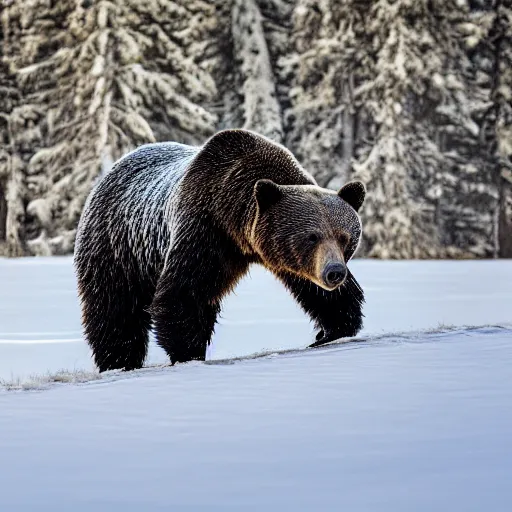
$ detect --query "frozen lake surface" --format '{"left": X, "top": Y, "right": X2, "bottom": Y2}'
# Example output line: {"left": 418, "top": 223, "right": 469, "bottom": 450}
{"left": 0, "top": 258, "right": 511, "bottom": 511}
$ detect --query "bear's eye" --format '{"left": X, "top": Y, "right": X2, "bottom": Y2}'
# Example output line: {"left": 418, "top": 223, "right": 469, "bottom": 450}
{"left": 339, "top": 234, "right": 350, "bottom": 248}
{"left": 308, "top": 233, "right": 320, "bottom": 244}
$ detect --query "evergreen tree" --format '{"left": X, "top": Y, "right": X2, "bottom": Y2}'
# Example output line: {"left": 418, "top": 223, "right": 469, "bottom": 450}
{"left": 493, "top": 0, "right": 512, "bottom": 256}
{"left": 230, "top": 0, "right": 283, "bottom": 141}
{"left": 0, "top": 0, "right": 44, "bottom": 256}
{"left": 4, "top": 0, "right": 219, "bottom": 254}
{"left": 284, "top": 0, "right": 369, "bottom": 189}
{"left": 352, "top": 0, "right": 494, "bottom": 258}
{"left": 1, "top": 0, "right": 510, "bottom": 257}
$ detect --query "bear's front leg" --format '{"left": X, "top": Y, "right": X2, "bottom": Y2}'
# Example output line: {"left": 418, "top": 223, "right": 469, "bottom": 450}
{"left": 276, "top": 269, "right": 365, "bottom": 346}
{"left": 149, "top": 234, "right": 249, "bottom": 364}
{"left": 150, "top": 281, "right": 220, "bottom": 364}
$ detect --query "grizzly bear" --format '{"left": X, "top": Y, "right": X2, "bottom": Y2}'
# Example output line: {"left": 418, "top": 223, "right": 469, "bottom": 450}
{"left": 74, "top": 129, "right": 366, "bottom": 372}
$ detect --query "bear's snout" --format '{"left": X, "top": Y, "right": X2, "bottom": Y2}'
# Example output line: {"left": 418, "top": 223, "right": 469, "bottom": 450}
{"left": 322, "top": 262, "right": 347, "bottom": 289}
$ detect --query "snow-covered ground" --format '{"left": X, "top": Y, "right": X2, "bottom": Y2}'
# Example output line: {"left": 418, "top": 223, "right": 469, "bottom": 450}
{"left": 0, "top": 258, "right": 511, "bottom": 511}
{"left": 1, "top": 257, "right": 511, "bottom": 380}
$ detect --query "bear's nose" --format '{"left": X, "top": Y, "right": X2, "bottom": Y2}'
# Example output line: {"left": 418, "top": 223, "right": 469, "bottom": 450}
{"left": 322, "top": 262, "right": 347, "bottom": 288}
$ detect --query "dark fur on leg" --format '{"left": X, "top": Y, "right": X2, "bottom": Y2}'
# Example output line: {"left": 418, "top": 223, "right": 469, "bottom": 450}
{"left": 276, "top": 269, "right": 365, "bottom": 347}
{"left": 77, "top": 261, "right": 154, "bottom": 372}
{"left": 150, "top": 235, "right": 249, "bottom": 365}
{"left": 150, "top": 280, "right": 220, "bottom": 364}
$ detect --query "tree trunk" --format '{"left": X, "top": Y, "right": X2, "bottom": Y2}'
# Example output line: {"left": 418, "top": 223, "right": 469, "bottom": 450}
{"left": 0, "top": 182, "right": 6, "bottom": 242}
{"left": 231, "top": 0, "right": 283, "bottom": 141}
{"left": 499, "top": 178, "right": 512, "bottom": 256}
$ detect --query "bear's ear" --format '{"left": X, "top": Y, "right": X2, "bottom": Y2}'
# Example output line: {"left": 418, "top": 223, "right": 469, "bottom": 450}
{"left": 338, "top": 181, "right": 366, "bottom": 212}
{"left": 254, "top": 179, "right": 283, "bottom": 214}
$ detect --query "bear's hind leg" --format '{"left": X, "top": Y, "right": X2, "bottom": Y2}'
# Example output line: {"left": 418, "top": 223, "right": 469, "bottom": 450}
{"left": 78, "top": 267, "right": 153, "bottom": 372}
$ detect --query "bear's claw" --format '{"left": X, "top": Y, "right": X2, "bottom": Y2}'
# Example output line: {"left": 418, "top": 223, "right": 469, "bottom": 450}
{"left": 309, "top": 329, "right": 345, "bottom": 348}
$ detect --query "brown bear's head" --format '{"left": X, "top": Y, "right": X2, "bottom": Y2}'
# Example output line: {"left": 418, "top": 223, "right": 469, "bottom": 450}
{"left": 251, "top": 181, "right": 365, "bottom": 290}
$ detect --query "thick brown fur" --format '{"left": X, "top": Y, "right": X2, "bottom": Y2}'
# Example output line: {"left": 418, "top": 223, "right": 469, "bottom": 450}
{"left": 74, "top": 129, "right": 365, "bottom": 372}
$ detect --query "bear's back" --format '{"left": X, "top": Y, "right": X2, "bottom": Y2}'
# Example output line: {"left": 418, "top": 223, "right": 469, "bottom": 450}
{"left": 76, "top": 141, "right": 199, "bottom": 272}
{"left": 112, "top": 141, "right": 199, "bottom": 189}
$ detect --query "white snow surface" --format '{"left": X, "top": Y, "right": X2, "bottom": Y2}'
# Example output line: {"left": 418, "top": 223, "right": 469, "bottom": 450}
{"left": 0, "top": 257, "right": 511, "bottom": 380}
{"left": 0, "top": 258, "right": 511, "bottom": 511}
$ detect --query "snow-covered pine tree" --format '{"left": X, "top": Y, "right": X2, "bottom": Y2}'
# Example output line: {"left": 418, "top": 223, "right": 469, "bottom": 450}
{"left": 4, "top": 0, "right": 219, "bottom": 255}
{"left": 493, "top": 0, "right": 512, "bottom": 256}
{"left": 2, "top": 3, "right": 64, "bottom": 254}
{"left": 1, "top": 0, "right": 510, "bottom": 258}
{"left": 353, "top": 0, "right": 496, "bottom": 258}
{"left": 463, "top": 0, "right": 512, "bottom": 257}
{"left": 230, "top": 0, "right": 283, "bottom": 141}
{"left": 0, "top": 57, "right": 23, "bottom": 256}
{"left": 283, "top": 0, "right": 370, "bottom": 189}
{"left": 0, "top": 31, "right": 11, "bottom": 250}
{"left": 254, "top": 0, "right": 295, "bottom": 135}
{"left": 0, "top": 0, "right": 53, "bottom": 256}
{"left": 0, "top": 31, "right": 17, "bottom": 254}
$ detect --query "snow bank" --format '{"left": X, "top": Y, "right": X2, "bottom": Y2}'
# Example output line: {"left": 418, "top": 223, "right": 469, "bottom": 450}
{"left": 0, "top": 327, "right": 511, "bottom": 511}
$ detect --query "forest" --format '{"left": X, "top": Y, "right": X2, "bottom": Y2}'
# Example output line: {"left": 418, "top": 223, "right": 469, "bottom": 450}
{"left": 1, "top": 0, "right": 511, "bottom": 258}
